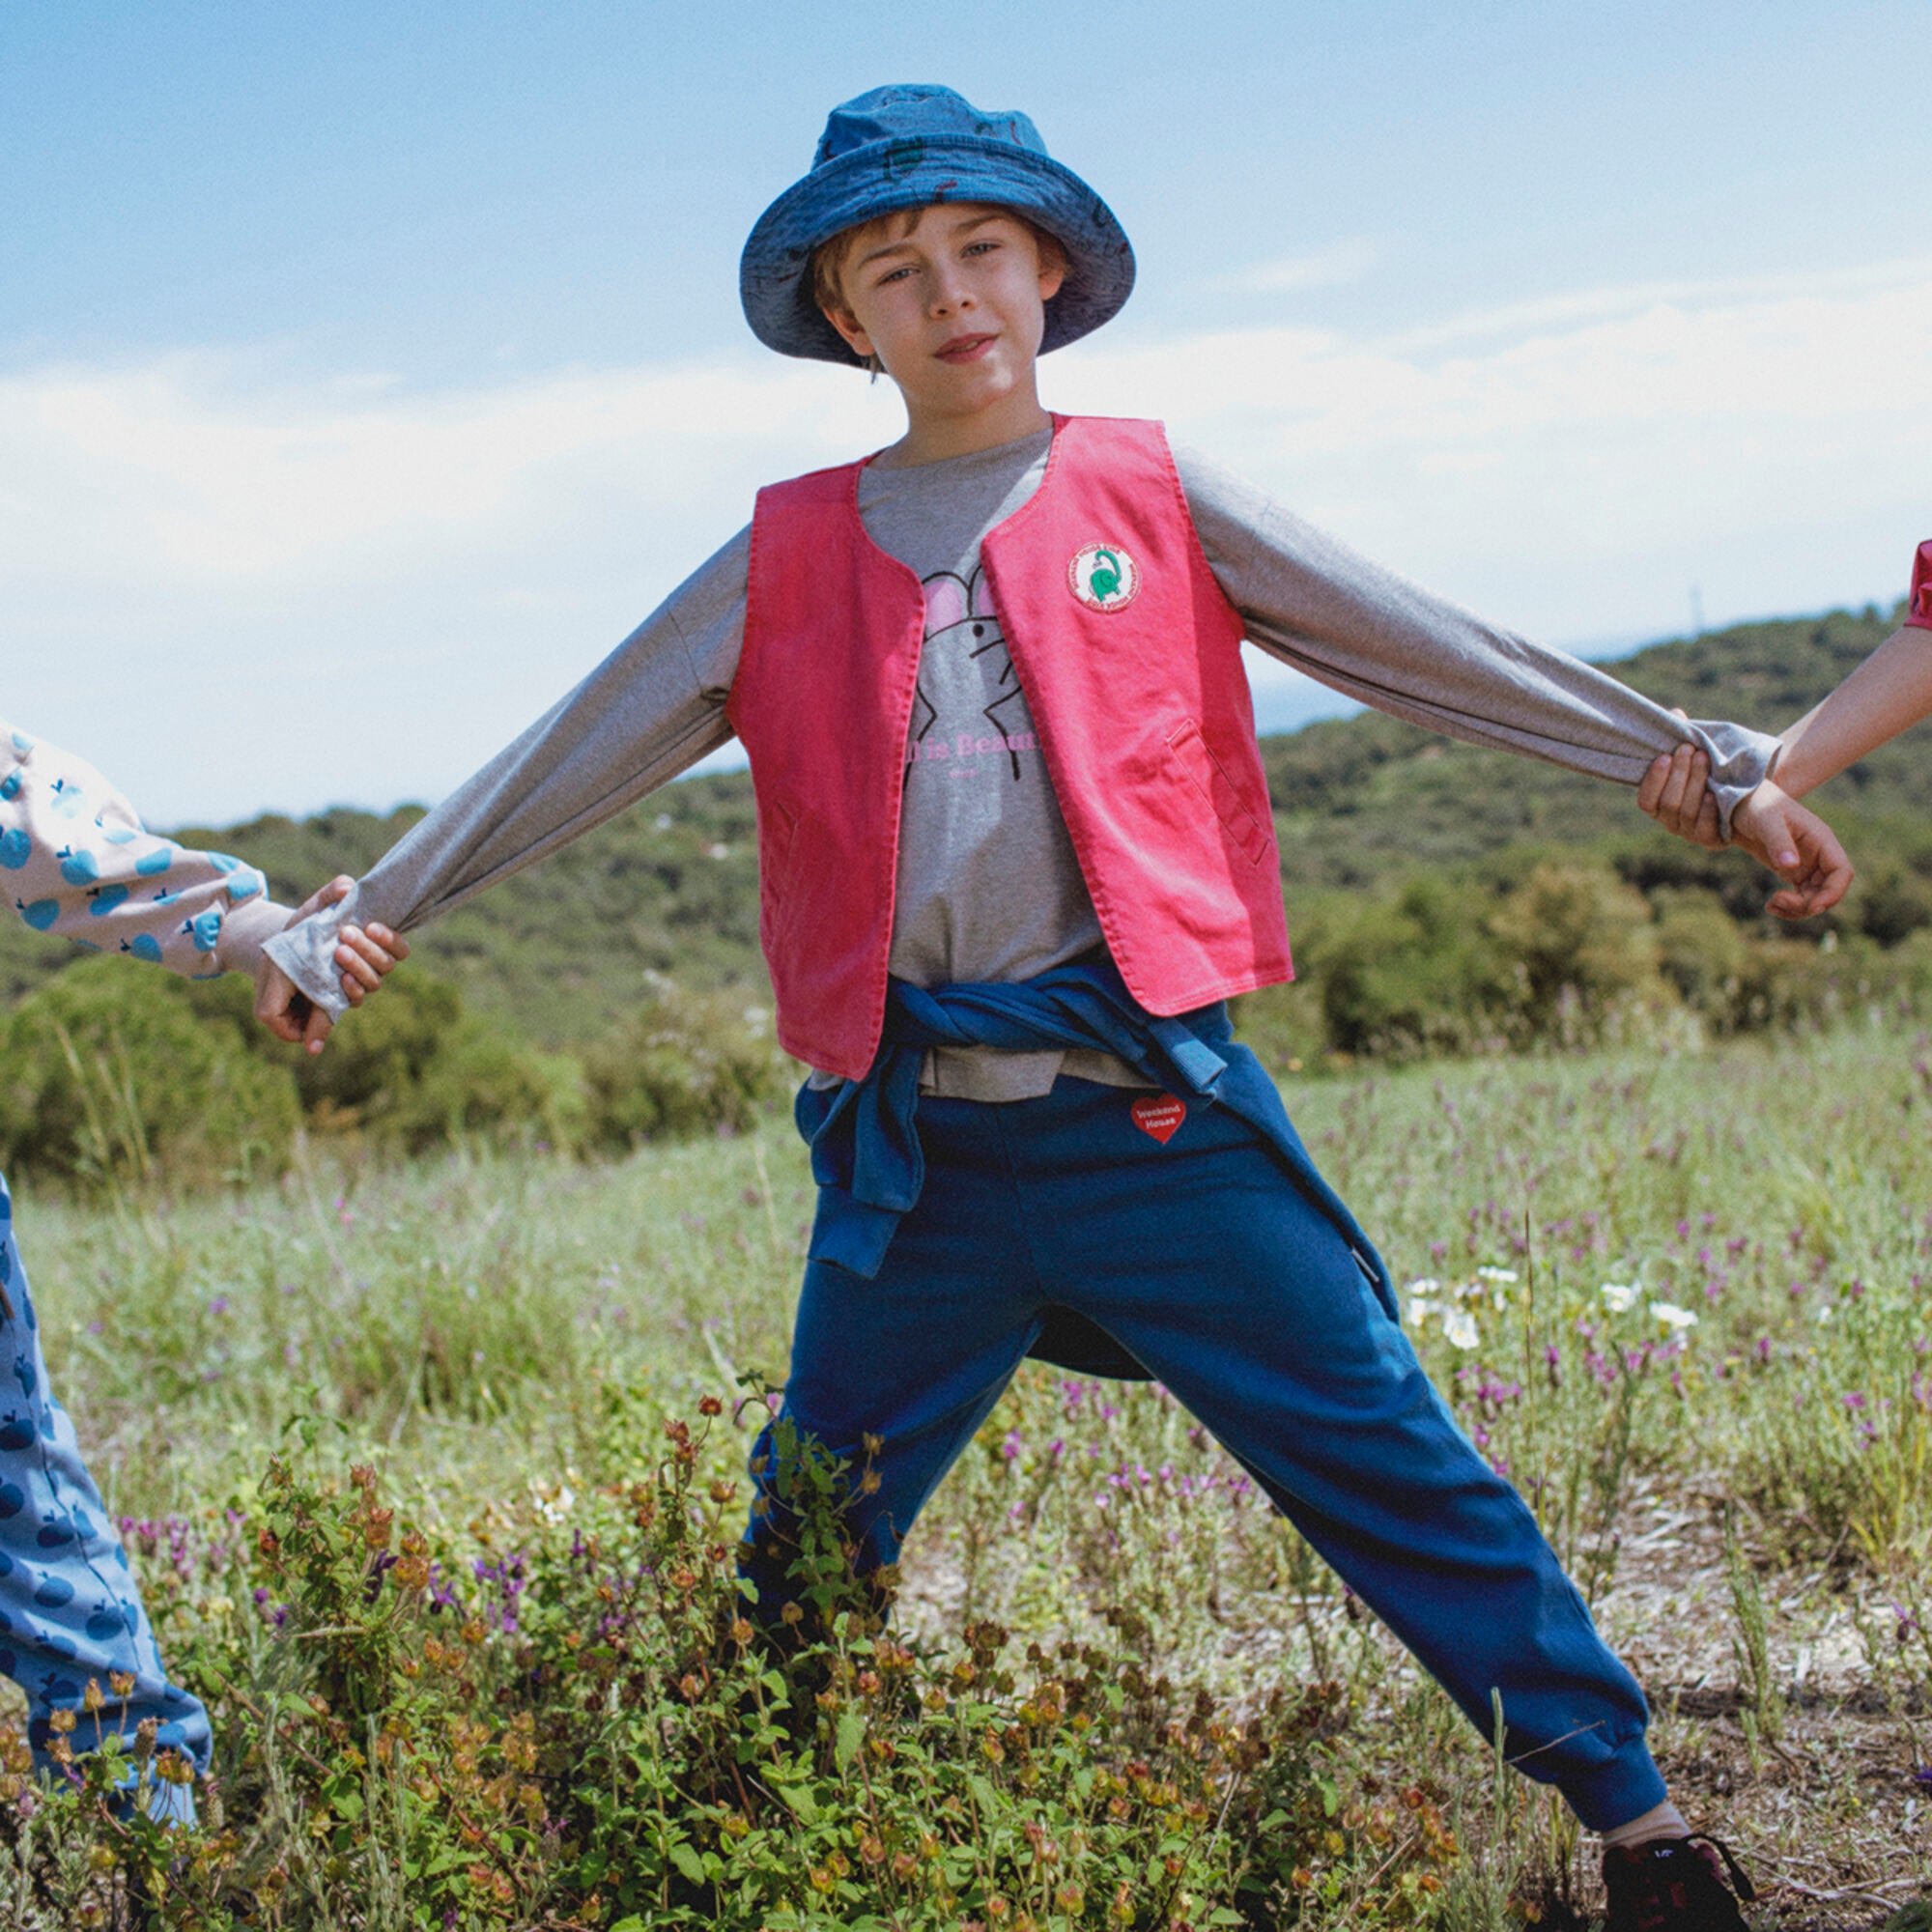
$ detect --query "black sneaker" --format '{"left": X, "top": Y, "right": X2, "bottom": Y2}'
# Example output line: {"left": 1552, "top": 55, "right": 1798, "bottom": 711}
{"left": 1603, "top": 1835, "right": 1755, "bottom": 1931}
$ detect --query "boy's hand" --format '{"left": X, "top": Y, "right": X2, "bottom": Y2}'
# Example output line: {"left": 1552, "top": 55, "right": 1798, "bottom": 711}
{"left": 252, "top": 877, "right": 410, "bottom": 1055}
{"left": 1636, "top": 742, "right": 1723, "bottom": 849}
{"left": 1727, "top": 781, "right": 1854, "bottom": 920}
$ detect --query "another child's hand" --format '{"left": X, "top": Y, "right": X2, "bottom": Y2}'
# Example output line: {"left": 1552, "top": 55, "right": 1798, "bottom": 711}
{"left": 1728, "top": 781, "right": 1854, "bottom": 920}
{"left": 252, "top": 877, "right": 411, "bottom": 1055}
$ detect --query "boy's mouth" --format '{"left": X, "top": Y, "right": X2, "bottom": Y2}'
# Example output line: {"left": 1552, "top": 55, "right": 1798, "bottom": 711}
{"left": 935, "top": 332, "right": 996, "bottom": 363}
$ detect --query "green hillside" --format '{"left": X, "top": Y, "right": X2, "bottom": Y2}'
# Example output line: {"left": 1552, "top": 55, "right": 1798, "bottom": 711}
{"left": 4, "top": 601, "right": 1926, "bottom": 1049}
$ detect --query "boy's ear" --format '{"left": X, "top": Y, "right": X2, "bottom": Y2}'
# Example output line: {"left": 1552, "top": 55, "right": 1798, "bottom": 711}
{"left": 820, "top": 302, "right": 874, "bottom": 362}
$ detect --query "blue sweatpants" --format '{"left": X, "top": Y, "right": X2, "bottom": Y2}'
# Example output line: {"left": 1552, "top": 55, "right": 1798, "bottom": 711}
{"left": 0, "top": 1175, "right": 210, "bottom": 1818}
{"left": 749, "top": 1076, "right": 1666, "bottom": 1833}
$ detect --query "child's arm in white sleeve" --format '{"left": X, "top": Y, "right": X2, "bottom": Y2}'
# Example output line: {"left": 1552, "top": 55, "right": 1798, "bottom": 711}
{"left": 265, "top": 526, "right": 749, "bottom": 1021}
{"left": 0, "top": 718, "right": 291, "bottom": 977}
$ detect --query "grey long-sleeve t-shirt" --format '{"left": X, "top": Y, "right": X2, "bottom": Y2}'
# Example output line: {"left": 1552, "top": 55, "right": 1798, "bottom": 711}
{"left": 268, "top": 428, "right": 1778, "bottom": 1083}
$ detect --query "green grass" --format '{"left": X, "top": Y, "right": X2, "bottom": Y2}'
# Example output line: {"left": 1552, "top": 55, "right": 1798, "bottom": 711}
{"left": 5, "top": 1018, "right": 1930, "bottom": 1926}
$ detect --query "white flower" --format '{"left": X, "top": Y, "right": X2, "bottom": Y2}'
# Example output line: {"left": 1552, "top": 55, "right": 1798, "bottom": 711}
{"left": 1650, "top": 1300, "right": 1699, "bottom": 1331}
{"left": 1406, "top": 1296, "right": 1442, "bottom": 1329}
{"left": 1600, "top": 1282, "right": 1639, "bottom": 1313}
{"left": 1442, "top": 1310, "right": 1481, "bottom": 1350}
{"left": 1477, "top": 1266, "right": 1519, "bottom": 1284}
{"left": 1407, "top": 1278, "right": 1442, "bottom": 1296}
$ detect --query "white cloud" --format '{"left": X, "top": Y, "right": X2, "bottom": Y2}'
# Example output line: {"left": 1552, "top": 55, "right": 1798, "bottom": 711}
{"left": 4, "top": 258, "right": 1928, "bottom": 823}
{"left": 1216, "top": 238, "right": 1381, "bottom": 294}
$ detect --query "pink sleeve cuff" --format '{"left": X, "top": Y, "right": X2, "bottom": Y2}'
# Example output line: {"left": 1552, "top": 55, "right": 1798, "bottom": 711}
{"left": 1908, "top": 539, "right": 1932, "bottom": 631}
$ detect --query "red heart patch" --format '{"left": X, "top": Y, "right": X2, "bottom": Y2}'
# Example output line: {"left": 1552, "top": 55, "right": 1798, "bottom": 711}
{"left": 1131, "top": 1094, "right": 1186, "bottom": 1145}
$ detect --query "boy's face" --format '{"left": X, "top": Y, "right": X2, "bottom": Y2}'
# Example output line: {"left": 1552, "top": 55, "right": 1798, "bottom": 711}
{"left": 819, "top": 202, "right": 1065, "bottom": 434}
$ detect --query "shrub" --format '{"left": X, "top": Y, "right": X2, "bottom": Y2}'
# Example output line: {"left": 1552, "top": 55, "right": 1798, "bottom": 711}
{"left": 226, "top": 969, "right": 564, "bottom": 1154}
{"left": 1320, "top": 877, "right": 1516, "bottom": 1060}
{"left": 0, "top": 956, "right": 298, "bottom": 1190}
{"left": 1483, "top": 862, "right": 1670, "bottom": 1047}
{"left": 0, "top": 1403, "right": 1385, "bottom": 1929}
{"left": 582, "top": 981, "right": 790, "bottom": 1150}
{"left": 1653, "top": 888, "right": 1752, "bottom": 1032}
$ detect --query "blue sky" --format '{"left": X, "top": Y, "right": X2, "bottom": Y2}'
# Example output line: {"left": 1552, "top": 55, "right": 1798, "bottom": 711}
{"left": 5, "top": 1, "right": 1929, "bottom": 822}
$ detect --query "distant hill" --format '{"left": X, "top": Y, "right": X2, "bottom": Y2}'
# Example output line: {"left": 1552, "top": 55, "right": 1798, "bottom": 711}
{"left": 5, "top": 602, "right": 1925, "bottom": 1045}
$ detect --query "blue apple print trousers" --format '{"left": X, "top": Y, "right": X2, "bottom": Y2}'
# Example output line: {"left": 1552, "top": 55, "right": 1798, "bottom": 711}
{"left": 0, "top": 1174, "right": 209, "bottom": 1820}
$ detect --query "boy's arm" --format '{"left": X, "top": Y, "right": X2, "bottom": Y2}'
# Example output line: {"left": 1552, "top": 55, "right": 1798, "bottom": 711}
{"left": 1176, "top": 447, "right": 1781, "bottom": 836}
{"left": 263, "top": 527, "right": 750, "bottom": 1023}
{"left": 0, "top": 718, "right": 405, "bottom": 1045}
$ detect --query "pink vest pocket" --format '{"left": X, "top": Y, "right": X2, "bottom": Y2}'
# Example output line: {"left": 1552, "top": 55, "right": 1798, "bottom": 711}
{"left": 1164, "top": 720, "right": 1271, "bottom": 868}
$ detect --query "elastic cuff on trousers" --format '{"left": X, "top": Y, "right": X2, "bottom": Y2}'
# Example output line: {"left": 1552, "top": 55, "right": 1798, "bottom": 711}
{"left": 1560, "top": 1734, "right": 1669, "bottom": 1833}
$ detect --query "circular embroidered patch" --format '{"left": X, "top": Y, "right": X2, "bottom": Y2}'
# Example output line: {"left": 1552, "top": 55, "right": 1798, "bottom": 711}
{"left": 1067, "top": 542, "right": 1141, "bottom": 612}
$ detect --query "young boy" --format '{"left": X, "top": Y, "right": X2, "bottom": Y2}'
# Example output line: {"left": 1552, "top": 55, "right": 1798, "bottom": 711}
{"left": 264, "top": 84, "right": 1848, "bottom": 1925}
{"left": 1639, "top": 538, "right": 1932, "bottom": 843}
{"left": 0, "top": 715, "right": 405, "bottom": 1819}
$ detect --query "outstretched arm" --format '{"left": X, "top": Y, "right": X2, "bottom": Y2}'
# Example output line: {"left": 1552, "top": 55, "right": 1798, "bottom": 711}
{"left": 260, "top": 526, "right": 750, "bottom": 1026}
{"left": 1177, "top": 445, "right": 1783, "bottom": 838}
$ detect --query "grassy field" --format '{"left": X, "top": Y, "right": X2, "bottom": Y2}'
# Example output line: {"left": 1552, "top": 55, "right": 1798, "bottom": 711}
{"left": 5, "top": 1016, "right": 1930, "bottom": 1929}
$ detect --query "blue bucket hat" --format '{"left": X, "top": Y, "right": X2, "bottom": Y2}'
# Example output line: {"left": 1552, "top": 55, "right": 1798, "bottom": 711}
{"left": 741, "top": 84, "right": 1135, "bottom": 368}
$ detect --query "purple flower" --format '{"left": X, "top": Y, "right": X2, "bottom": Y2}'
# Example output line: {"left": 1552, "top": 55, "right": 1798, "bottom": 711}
{"left": 208, "top": 1296, "right": 230, "bottom": 1317}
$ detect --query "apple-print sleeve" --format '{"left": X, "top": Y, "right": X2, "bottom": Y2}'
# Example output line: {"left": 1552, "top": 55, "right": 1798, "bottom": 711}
{"left": 0, "top": 718, "right": 290, "bottom": 978}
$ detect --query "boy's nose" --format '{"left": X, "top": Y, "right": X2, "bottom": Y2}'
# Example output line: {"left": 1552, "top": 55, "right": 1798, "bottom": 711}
{"left": 928, "top": 273, "right": 973, "bottom": 316}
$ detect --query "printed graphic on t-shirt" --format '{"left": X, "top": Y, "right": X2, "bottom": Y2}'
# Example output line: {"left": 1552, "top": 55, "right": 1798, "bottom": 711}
{"left": 907, "top": 566, "right": 1040, "bottom": 783}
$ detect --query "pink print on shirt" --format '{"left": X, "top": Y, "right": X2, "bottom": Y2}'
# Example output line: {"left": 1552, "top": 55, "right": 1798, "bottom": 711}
{"left": 906, "top": 565, "right": 1041, "bottom": 781}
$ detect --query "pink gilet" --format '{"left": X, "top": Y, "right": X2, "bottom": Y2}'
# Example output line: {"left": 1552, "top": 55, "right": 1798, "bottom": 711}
{"left": 726, "top": 414, "right": 1293, "bottom": 1080}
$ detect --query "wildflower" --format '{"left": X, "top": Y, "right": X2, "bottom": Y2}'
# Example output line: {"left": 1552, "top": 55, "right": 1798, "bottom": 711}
{"left": 1442, "top": 1310, "right": 1480, "bottom": 1350}
{"left": 1477, "top": 1266, "right": 1518, "bottom": 1284}
{"left": 1600, "top": 1282, "right": 1639, "bottom": 1313}
{"left": 1650, "top": 1300, "right": 1699, "bottom": 1331}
